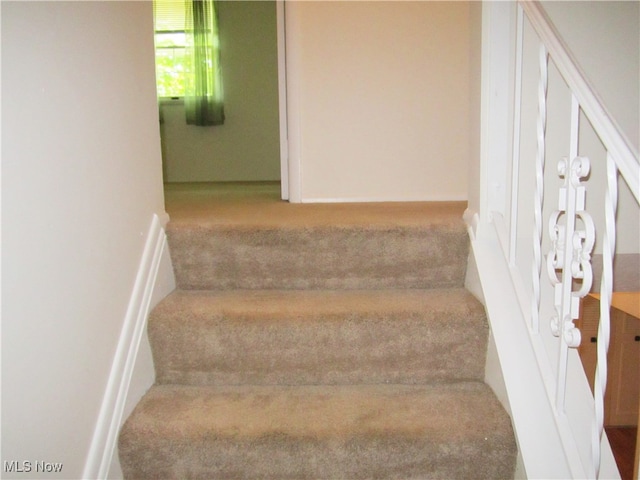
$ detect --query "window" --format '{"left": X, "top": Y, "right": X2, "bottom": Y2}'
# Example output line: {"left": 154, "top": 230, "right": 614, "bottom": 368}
{"left": 154, "top": 0, "right": 187, "bottom": 98}
{"left": 154, "top": 0, "right": 225, "bottom": 125}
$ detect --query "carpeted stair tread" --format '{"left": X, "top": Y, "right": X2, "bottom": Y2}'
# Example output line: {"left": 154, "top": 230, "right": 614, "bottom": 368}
{"left": 149, "top": 288, "right": 488, "bottom": 386}
{"left": 163, "top": 186, "right": 467, "bottom": 229}
{"left": 118, "top": 382, "right": 517, "bottom": 480}
{"left": 166, "top": 222, "right": 468, "bottom": 290}
{"left": 119, "top": 188, "right": 517, "bottom": 478}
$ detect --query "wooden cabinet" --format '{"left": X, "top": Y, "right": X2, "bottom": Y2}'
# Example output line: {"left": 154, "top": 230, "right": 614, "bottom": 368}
{"left": 577, "top": 293, "right": 640, "bottom": 427}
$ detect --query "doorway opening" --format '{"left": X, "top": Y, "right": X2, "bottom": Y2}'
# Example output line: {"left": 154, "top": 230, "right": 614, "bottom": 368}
{"left": 153, "top": 0, "right": 289, "bottom": 200}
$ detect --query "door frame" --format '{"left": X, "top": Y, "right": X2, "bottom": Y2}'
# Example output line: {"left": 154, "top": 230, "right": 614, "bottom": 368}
{"left": 276, "top": 0, "right": 289, "bottom": 200}
{"left": 277, "top": 0, "right": 302, "bottom": 202}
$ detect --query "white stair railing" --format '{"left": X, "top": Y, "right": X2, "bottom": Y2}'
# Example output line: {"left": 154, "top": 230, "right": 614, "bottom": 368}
{"left": 591, "top": 152, "right": 618, "bottom": 477}
{"left": 529, "top": 40, "right": 547, "bottom": 336}
{"left": 484, "top": 1, "right": 639, "bottom": 478}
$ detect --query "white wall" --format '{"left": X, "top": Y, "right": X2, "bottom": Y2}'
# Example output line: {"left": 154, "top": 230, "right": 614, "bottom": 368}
{"left": 161, "top": 1, "right": 280, "bottom": 183}
{"left": 288, "top": 1, "right": 472, "bottom": 202}
{"left": 2, "top": 2, "right": 166, "bottom": 478}
{"left": 542, "top": 0, "right": 639, "bottom": 153}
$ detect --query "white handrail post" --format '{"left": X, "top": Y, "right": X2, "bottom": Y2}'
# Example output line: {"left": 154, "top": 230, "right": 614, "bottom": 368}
{"left": 478, "top": 1, "right": 517, "bottom": 234}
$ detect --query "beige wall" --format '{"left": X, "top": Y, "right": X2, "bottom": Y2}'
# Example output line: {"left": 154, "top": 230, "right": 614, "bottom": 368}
{"left": 161, "top": 1, "right": 280, "bottom": 182}
{"left": 290, "top": 1, "right": 472, "bottom": 202}
{"left": 467, "top": 1, "right": 483, "bottom": 215}
{"left": 2, "top": 2, "right": 165, "bottom": 478}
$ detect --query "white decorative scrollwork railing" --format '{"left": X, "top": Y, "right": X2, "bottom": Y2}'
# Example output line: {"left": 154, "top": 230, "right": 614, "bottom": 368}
{"left": 547, "top": 152, "right": 595, "bottom": 405}
{"left": 496, "top": 1, "right": 639, "bottom": 478}
{"left": 546, "top": 94, "right": 597, "bottom": 414}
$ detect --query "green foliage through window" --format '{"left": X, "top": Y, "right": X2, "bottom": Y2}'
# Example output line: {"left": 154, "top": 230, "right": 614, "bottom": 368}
{"left": 154, "top": 1, "right": 187, "bottom": 98}
{"left": 154, "top": 0, "right": 225, "bottom": 126}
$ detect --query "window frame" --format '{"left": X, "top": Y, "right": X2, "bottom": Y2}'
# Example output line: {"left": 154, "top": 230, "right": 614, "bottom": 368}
{"left": 153, "top": 1, "right": 188, "bottom": 100}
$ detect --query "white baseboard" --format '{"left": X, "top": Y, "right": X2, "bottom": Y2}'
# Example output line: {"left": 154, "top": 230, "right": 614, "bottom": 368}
{"left": 82, "top": 213, "right": 168, "bottom": 480}
{"left": 300, "top": 195, "right": 468, "bottom": 203}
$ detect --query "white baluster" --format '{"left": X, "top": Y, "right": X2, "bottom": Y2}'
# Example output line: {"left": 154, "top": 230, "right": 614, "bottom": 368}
{"left": 531, "top": 43, "right": 548, "bottom": 333}
{"left": 509, "top": 5, "right": 525, "bottom": 266}
{"left": 547, "top": 152, "right": 594, "bottom": 411}
{"left": 591, "top": 153, "right": 618, "bottom": 478}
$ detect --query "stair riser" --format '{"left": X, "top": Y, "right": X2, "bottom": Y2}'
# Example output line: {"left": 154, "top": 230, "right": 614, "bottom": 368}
{"left": 167, "top": 226, "right": 468, "bottom": 290}
{"left": 149, "top": 312, "right": 488, "bottom": 386}
{"left": 120, "top": 437, "right": 513, "bottom": 480}
{"left": 118, "top": 383, "right": 517, "bottom": 480}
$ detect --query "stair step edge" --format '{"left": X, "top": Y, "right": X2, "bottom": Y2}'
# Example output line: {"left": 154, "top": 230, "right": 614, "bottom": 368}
{"left": 150, "top": 287, "right": 486, "bottom": 322}
{"left": 121, "top": 382, "right": 512, "bottom": 441}
{"left": 119, "top": 383, "right": 517, "bottom": 480}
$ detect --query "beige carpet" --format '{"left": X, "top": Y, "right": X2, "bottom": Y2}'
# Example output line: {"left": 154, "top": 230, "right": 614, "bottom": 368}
{"left": 162, "top": 181, "right": 468, "bottom": 228}
{"left": 119, "top": 182, "right": 517, "bottom": 479}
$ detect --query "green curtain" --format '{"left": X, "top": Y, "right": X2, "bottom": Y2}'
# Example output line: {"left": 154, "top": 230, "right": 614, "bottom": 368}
{"left": 184, "top": 0, "right": 225, "bottom": 126}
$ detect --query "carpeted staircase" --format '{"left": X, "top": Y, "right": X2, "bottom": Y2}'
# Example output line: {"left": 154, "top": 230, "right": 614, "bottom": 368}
{"left": 118, "top": 186, "right": 517, "bottom": 479}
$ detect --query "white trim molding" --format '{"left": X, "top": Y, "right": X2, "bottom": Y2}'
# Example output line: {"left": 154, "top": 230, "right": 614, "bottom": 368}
{"left": 82, "top": 213, "right": 169, "bottom": 479}
{"left": 463, "top": 208, "right": 480, "bottom": 241}
{"left": 471, "top": 227, "right": 576, "bottom": 479}
{"left": 276, "top": 0, "right": 289, "bottom": 201}
{"left": 301, "top": 195, "right": 468, "bottom": 204}
{"left": 284, "top": 0, "right": 302, "bottom": 203}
